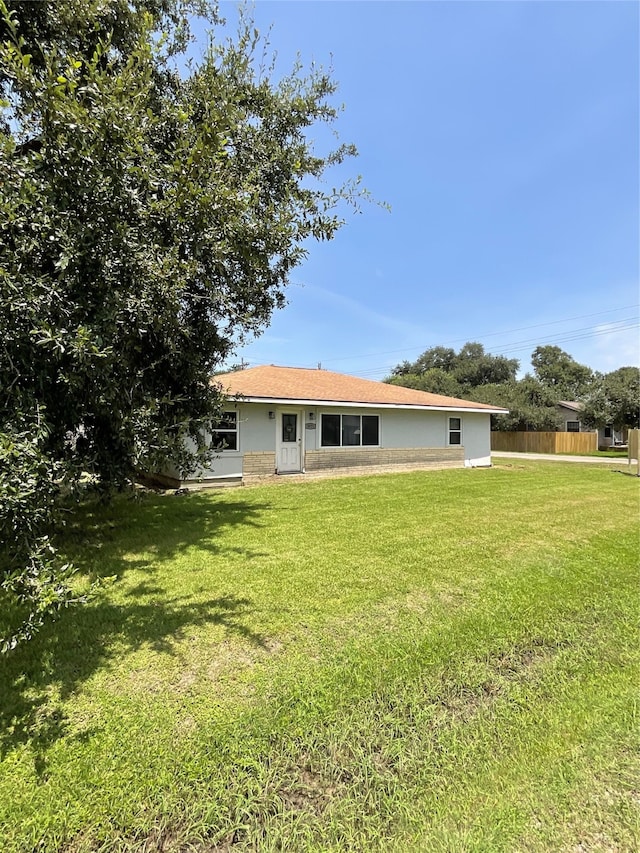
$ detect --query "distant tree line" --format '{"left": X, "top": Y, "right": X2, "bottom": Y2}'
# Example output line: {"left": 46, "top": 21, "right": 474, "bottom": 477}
{"left": 386, "top": 343, "right": 639, "bottom": 433}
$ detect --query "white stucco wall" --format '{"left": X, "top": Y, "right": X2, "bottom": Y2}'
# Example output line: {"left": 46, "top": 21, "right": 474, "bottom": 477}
{"left": 161, "top": 402, "right": 274, "bottom": 481}
{"left": 269, "top": 404, "right": 492, "bottom": 469}
{"left": 454, "top": 412, "right": 493, "bottom": 467}
{"left": 350, "top": 407, "right": 491, "bottom": 467}
{"left": 196, "top": 402, "right": 276, "bottom": 479}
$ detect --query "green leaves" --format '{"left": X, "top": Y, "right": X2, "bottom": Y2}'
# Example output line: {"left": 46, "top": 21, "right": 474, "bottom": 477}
{"left": 2, "top": 0, "right": 361, "bottom": 486}
{"left": 388, "top": 343, "right": 519, "bottom": 395}
{"left": 531, "top": 345, "right": 594, "bottom": 399}
{"left": 581, "top": 367, "right": 640, "bottom": 430}
{"left": 0, "top": 411, "right": 80, "bottom": 652}
{"left": 1, "top": 0, "right": 363, "bottom": 646}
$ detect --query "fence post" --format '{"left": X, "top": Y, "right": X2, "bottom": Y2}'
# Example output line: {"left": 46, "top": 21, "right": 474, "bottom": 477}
{"left": 628, "top": 429, "right": 639, "bottom": 477}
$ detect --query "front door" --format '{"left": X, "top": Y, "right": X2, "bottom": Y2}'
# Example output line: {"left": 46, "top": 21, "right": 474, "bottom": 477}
{"left": 277, "top": 411, "right": 302, "bottom": 473}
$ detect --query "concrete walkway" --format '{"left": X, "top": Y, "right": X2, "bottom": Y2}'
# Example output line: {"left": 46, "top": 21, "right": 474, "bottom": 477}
{"left": 492, "top": 450, "right": 637, "bottom": 465}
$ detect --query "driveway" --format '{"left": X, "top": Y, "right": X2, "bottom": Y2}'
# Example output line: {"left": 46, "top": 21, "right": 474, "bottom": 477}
{"left": 492, "top": 451, "right": 637, "bottom": 465}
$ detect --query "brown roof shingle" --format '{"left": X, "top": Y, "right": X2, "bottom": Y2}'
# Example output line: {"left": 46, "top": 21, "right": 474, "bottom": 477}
{"left": 215, "top": 365, "right": 507, "bottom": 412}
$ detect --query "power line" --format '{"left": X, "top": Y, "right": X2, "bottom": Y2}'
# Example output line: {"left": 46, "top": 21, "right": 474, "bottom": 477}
{"left": 351, "top": 318, "right": 640, "bottom": 379}
{"left": 305, "top": 303, "right": 640, "bottom": 369}
{"left": 489, "top": 320, "right": 639, "bottom": 357}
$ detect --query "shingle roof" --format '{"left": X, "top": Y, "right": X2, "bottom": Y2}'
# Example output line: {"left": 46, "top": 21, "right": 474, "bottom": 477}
{"left": 215, "top": 365, "right": 508, "bottom": 413}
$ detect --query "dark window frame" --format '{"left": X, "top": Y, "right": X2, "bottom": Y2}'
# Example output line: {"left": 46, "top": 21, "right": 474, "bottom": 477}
{"left": 448, "top": 416, "right": 462, "bottom": 446}
{"left": 320, "top": 413, "right": 380, "bottom": 448}
{"left": 211, "top": 410, "right": 238, "bottom": 451}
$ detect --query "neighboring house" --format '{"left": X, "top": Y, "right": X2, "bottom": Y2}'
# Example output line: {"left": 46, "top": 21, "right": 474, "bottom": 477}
{"left": 557, "top": 401, "right": 592, "bottom": 434}
{"left": 159, "top": 365, "right": 508, "bottom": 487}
{"left": 557, "top": 401, "right": 627, "bottom": 448}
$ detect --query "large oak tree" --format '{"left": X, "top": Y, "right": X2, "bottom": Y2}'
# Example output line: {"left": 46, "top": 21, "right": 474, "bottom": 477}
{"left": 0, "top": 0, "right": 362, "bottom": 647}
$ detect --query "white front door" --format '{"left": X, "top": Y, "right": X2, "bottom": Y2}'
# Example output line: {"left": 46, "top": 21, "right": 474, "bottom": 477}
{"left": 277, "top": 410, "right": 303, "bottom": 473}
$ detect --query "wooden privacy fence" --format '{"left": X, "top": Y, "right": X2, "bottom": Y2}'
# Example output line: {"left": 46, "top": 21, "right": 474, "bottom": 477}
{"left": 628, "top": 429, "right": 639, "bottom": 475}
{"left": 491, "top": 431, "right": 598, "bottom": 454}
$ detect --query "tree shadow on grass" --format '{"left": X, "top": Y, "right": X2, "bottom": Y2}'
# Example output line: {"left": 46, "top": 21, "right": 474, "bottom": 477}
{"left": 61, "top": 489, "right": 272, "bottom": 579}
{"left": 0, "top": 490, "right": 272, "bottom": 775}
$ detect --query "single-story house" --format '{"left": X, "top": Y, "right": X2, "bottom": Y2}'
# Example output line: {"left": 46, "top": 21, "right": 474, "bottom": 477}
{"left": 158, "top": 365, "right": 509, "bottom": 487}
{"left": 557, "top": 401, "right": 590, "bottom": 433}
{"left": 558, "top": 401, "right": 627, "bottom": 448}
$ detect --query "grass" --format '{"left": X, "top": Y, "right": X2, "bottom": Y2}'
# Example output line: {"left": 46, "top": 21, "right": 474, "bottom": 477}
{"left": 560, "top": 449, "right": 630, "bottom": 458}
{"left": 0, "top": 460, "right": 638, "bottom": 852}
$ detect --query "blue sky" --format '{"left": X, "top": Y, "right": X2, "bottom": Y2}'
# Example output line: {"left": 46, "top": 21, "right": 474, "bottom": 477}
{"left": 199, "top": 1, "right": 639, "bottom": 380}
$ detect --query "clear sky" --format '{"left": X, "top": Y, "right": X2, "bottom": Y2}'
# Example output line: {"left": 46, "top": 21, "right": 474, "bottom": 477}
{"left": 200, "top": 1, "right": 639, "bottom": 380}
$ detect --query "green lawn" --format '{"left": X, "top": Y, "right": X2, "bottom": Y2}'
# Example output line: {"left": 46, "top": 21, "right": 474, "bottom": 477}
{"left": 1, "top": 461, "right": 638, "bottom": 852}
{"left": 507, "top": 448, "right": 632, "bottom": 458}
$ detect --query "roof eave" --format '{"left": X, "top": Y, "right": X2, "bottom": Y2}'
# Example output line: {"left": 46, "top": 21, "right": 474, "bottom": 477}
{"left": 226, "top": 393, "right": 509, "bottom": 415}
{"left": 558, "top": 401, "right": 583, "bottom": 411}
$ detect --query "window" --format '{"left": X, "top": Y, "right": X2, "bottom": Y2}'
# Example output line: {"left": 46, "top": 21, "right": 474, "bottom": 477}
{"left": 604, "top": 425, "right": 612, "bottom": 439}
{"left": 321, "top": 414, "right": 340, "bottom": 446}
{"left": 566, "top": 421, "right": 580, "bottom": 433}
{"left": 342, "top": 414, "right": 361, "bottom": 446}
{"left": 211, "top": 411, "right": 238, "bottom": 451}
{"left": 282, "top": 413, "right": 297, "bottom": 443}
{"left": 362, "top": 415, "right": 379, "bottom": 446}
{"left": 448, "top": 417, "right": 462, "bottom": 445}
{"left": 321, "top": 414, "right": 379, "bottom": 447}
